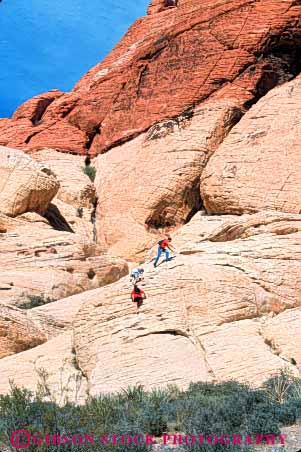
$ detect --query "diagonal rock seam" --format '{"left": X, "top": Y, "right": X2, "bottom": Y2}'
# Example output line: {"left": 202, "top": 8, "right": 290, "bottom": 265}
{"left": 258, "top": 321, "right": 298, "bottom": 368}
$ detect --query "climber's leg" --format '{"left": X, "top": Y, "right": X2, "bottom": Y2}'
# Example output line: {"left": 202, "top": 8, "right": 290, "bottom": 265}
{"left": 164, "top": 249, "right": 170, "bottom": 262}
{"left": 154, "top": 247, "right": 162, "bottom": 267}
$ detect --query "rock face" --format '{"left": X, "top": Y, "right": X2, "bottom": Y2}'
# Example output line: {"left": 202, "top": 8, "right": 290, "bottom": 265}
{"left": 0, "top": 214, "right": 128, "bottom": 306}
{"left": 32, "top": 148, "right": 95, "bottom": 209}
{"left": 0, "top": 332, "right": 88, "bottom": 404}
{"left": 31, "top": 148, "right": 97, "bottom": 238}
{"left": 0, "top": 145, "right": 127, "bottom": 307}
{"left": 12, "top": 90, "right": 64, "bottom": 123}
{"left": 71, "top": 212, "right": 301, "bottom": 393}
{"left": 0, "top": 211, "right": 300, "bottom": 397}
{"left": 263, "top": 308, "right": 301, "bottom": 370}
{"left": 0, "top": 305, "right": 46, "bottom": 359}
{"left": 0, "top": 146, "right": 59, "bottom": 217}
{"left": 1, "top": 1, "right": 301, "bottom": 155}
{"left": 94, "top": 100, "right": 242, "bottom": 259}
{"left": 201, "top": 76, "right": 301, "bottom": 215}
{"left": 95, "top": 75, "right": 301, "bottom": 260}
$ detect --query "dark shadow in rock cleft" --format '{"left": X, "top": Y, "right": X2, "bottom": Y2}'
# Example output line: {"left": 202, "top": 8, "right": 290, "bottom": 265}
{"left": 44, "top": 204, "right": 74, "bottom": 233}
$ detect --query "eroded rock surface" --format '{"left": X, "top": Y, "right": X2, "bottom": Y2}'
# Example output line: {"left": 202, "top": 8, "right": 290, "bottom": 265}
{"left": 12, "top": 90, "right": 64, "bottom": 123}
{"left": 32, "top": 149, "right": 95, "bottom": 208}
{"left": 263, "top": 308, "right": 301, "bottom": 369}
{"left": 0, "top": 305, "right": 46, "bottom": 359}
{"left": 71, "top": 212, "right": 301, "bottom": 393}
{"left": 94, "top": 100, "right": 242, "bottom": 260}
{"left": 201, "top": 77, "right": 301, "bottom": 215}
{"left": 0, "top": 332, "right": 88, "bottom": 404}
{"left": 0, "top": 146, "right": 59, "bottom": 217}
{"left": 0, "top": 0, "right": 300, "bottom": 400}
{"left": 0, "top": 211, "right": 128, "bottom": 307}
{"left": 0, "top": 210, "right": 300, "bottom": 397}
{"left": 32, "top": 148, "right": 97, "bottom": 238}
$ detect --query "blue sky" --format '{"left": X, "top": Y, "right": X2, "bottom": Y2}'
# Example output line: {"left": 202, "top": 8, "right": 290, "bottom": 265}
{"left": 0, "top": 0, "right": 149, "bottom": 118}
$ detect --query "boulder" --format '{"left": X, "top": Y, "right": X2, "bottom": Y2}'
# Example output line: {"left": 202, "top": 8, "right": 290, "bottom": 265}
{"left": 0, "top": 305, "right": 46, "bottom": 359}
{"left": 32, "top": 149, "right": 97, "bottom": 238}
{"left": 32, "top": 148, "right": 95, "bottom": 208}
{"left": 201, "top": 77, "right": 301, "bottom": 215}
{"left": 94, "top": 100, "right": 242, "bottom": 260}
{"left": 0, "top": 146, "right": 59, "bottom": 217}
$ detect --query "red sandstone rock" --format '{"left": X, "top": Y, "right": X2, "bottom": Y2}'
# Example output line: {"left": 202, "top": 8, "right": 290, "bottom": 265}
{"left": 147, "top": 0, "right": 178, "bottom": 15}
{"left": 0, "top": 0, "right": 301, "bottom": 154}
{"left": 27, "top": 120, "right": 88, "bottom": 154}
{"left": 0, "top": 118, "right": 34, "bottom": 148}
{"left": 41, "top": 92, "right": 80, "bottom": 121}
{"left": 12, "top": 90, "right": 63, "bottom": 123}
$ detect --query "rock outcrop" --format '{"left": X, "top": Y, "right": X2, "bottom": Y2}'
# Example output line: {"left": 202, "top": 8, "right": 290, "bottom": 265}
{"left": 0, "top": 146, "right": 59, "bottom": 217}
{"left": 0, "top": 305, "right": 46, "bottom": 359}
{"left": 201, "top": 76, "right": 301, "bottom": 215}
{"left": 0, "top": 211, "right": 300, "bottom": 396}
{"left": 0, "top": 300, "right": 74, "bottom": 359}
{"left": 0, "top": 214, "right": 128, "bottom": 306}
{"left": 94, "top": 100, "right": 242, "bottom": 259}
{"left": 32, "top": 148, "right": 95, "bottom": 208}
{"left": 70, "top": 212, "right": 301, "bottom": 393}
{"left": 32, "top": 148, "right": 97, "bottom": 237}
{"left": 95, "top": 78, "right": 301, "bottom": 259}
{"left": 1, "top": 1, "right": 301, "bottom": 155}
{"left": 12, "top": 90, "right": 64, "bottom": 123}
{"left": 0, "top": 332, "right": 88, "bottom": 404}
{"left": 0, "top": 145, "right": 127, "bottom": 307}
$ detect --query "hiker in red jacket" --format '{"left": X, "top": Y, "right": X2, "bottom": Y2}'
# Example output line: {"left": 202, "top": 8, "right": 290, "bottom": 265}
{"left": 153, "top": 236, "right": 176, "bottom": 267}
{"left": 131, "top": 285, "right": 146, "bottom": 310}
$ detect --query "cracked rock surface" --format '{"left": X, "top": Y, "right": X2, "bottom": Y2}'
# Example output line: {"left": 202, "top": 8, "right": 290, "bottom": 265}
{"left": 94, "top": 100, "right": 242, "bottom": 260}
{"left": 201, "top": 76, "right": 301, "bottom": 215}
{"left": 0, "top": 211, "right": 300, "bottom": 396}
{"left": 70, "top": 211, "right": 301, "bottom": 394}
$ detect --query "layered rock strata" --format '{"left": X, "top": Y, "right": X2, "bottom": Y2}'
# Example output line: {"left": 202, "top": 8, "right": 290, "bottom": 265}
{"left": 0, "top": 0, "right": 301, "bottom": 155}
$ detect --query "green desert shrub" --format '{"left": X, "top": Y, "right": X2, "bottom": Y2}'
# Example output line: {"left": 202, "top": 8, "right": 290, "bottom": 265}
{"left": 139, "top": 388, "right": 171, "bottom": 436}
{"left": 263, "top": 368, "right": 296, "bottom": 403}
{"left": 1, "top": 372, "right": 301, "bottom": 452}
{"left": 19, "top": 294, "right": 54, "bottom": 309}
{"left": 82, "top": 165, "right": 96, "bottom": 182}
{"left": 176, "top": 380, "right": 297, "bottom": 452}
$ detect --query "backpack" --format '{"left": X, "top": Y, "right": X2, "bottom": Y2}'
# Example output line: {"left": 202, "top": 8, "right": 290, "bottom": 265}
{"left": 158, "top": 240, "right": 164, "bottom": 247}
